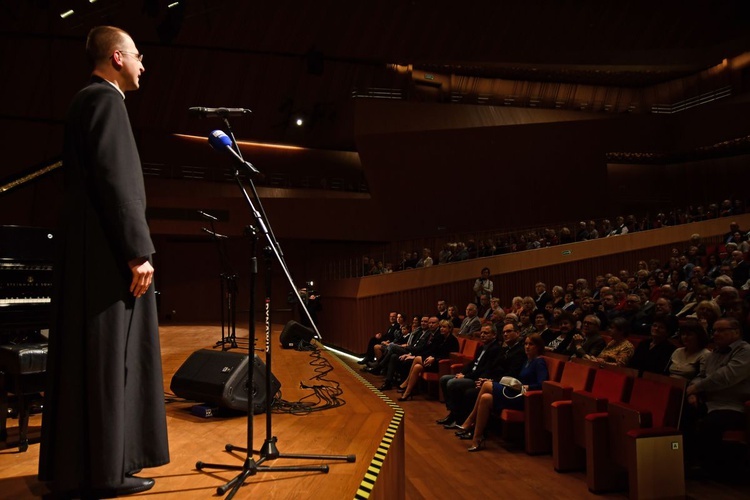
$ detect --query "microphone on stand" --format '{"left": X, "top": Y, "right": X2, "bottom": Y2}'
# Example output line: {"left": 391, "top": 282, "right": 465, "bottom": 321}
{"left": 207, "top": 130, "right": 260, "bottom": 174}
{"left": 189, "top": 107, "right": 252, "bottom": 118}
{"left": 197, "top": 210, "right": 218, "bottom": 221}
{"left": 201, "top": 227, "right": 228, "bottom": 239}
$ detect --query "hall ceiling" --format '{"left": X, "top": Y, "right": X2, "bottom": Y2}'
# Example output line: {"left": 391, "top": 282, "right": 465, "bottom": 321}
{"left": 1, "top": 0, "right": 749, "bottom": 168}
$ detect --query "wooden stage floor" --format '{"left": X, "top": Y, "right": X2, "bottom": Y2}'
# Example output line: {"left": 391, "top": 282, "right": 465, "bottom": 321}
{"left": 2, "top": 323, "right": 750, "bottom": 499}
{"left": 0, "top": 324, "right": 400, "bottom": 499}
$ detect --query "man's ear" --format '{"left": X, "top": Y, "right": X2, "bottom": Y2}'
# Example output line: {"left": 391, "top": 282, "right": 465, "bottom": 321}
{"left": 111, "top": 50, "right": 123, "bottom": 69}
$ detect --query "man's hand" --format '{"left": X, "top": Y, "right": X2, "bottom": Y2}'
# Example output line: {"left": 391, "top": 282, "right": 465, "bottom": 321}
{"left": 455, "top": 373, "right": 465, "bottom": 379}
{"left": 128, "top": 257, "right": 154, "bottom": 298}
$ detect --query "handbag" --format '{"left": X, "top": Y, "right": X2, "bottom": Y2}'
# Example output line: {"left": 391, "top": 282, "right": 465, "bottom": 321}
{"left": 499, "top": 376, "right": 525, "bottom": 398}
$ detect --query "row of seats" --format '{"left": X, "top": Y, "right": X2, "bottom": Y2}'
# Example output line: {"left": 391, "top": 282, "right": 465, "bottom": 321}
{"left": 417, "top": 347, "right": 686, "bottom": 499}
{"left": 504, "top": 355, "right": 686, "bottom": 498}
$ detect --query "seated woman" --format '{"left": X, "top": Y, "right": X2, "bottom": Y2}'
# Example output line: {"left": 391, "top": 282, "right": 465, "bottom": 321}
{"left": 629, "top": 315, "right": 677, "bottom": 375}
{"left": 693, "top": 300, "right": 722, "bottom": 335}
{"left": 510, "top": 296, "right": 524, "bottom": 317}
{"left": 586, "top": 317, "right": 634, "bottom": 367}
{"left": 454, "top": 333, "right": 548, "bottom": 452}
{"left": 397, "top": 319, "right": 459, "bottom": 401}
{"left": 667, "top": 318, "right": 709, "bottom": 381}
{"left": 518, "top": 310, "right": 537, "bottom": 337}
{"left": 668, "top": 319, "right": 710, "bottom": 438}
{"left": 544, "top": 312, "right": 577, "bottom": 353}
{"left": 447, "top": 305, "right": 462, "bottom": 328}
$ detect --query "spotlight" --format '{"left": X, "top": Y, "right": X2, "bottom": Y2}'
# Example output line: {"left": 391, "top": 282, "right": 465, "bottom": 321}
{"left": 295, "top": 117, "right": 304, "bottom": 127}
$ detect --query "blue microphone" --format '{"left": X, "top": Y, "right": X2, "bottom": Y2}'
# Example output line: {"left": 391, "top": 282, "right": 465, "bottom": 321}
{"left": 208, "top": 130, "right": 260, "bottom": 174}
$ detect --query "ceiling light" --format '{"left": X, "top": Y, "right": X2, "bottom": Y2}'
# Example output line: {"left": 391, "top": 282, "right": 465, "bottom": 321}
{"left": 60, "top": 9, "right": 74, "bottom": 18}
{"left": 295, "top": 118, "right": 304, "bottom": 126}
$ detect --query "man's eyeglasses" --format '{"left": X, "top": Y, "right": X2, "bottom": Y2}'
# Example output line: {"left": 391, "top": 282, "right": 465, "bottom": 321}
{"left": 117, "top": 50, "right": 144, "bottom": 62}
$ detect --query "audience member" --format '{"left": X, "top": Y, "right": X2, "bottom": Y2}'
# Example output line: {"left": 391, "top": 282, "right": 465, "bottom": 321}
{"left": 686, "top": 318, "right": 750, "bottom": 474}
{"left": 588, "top": 317, "right": 634, "bottom": 366}
{"left": 534, "top": 312, "right": 554, "bottom": 344}
{"left": 478, "top": 294, "right": 492, "bottom": 320}
{"left": 437, "top": 323, "right": 502, "bottom": 427}
{"left": 629, "top": 315, "right": 677, "bottom": 375}
{"left": 544, "top": 312, "right": 576, "bottom": 354}
{"left": 668, "top": 319, "right": 709, "bottom": 381}
{"left": 397, "top": 319, "right": 459, "bottom": 400}
{"left": 446, "top": 304, "right": 462, "bottom": 328}
{"left": 436, "top": 300, "right": 449, "bottom": 321}
{"left": 473, "top": 267, "right": 494, "bottom": 302}
{"left": 416, "top": 248, "right": 434, "bottom": 268}
{"left": 457, "top": 303, "right": 481, "bottom": 338}
{"left": 534, "top": 282, "right": 551, "bottom": 309}
{"left": 694, "top": 300, "right": 722, "bottom": 335}
{"left": 455, "top": 334, "right": 548, "bottom": 452}
{"left": 378, "top": 316, "right": 437, "bottom": 390}
{"left": 358, "top": 312, "right": 400, "bottom": 364}
{"left": 569, "top": 315, "right": 606, "bottom": 359}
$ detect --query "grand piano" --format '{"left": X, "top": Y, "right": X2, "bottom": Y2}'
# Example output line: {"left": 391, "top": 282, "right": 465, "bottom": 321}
{"left": 0, "top": 225, "right": 55, "bottom": 451}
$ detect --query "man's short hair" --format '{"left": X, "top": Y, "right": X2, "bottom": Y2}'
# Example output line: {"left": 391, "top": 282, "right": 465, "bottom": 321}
{"left": 584, "top": 315, "right": 601, "bottom": 327}
{"left": 86, "top": 26, "right": 128, "bottom": 65}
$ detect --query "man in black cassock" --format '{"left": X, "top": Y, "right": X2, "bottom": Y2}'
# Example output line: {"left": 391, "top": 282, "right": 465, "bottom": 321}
{"left": 38, "top": 26, "right": 169, "bottom": 497}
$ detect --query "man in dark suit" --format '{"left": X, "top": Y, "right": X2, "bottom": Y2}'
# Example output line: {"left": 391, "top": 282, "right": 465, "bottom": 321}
{"left": 358, "top": 311, "right": 400, "bottom": 364}
{"left": 534, "top": 282, "right": 552, "bottom": 310}
{"left": 39, "top": 26, "right": 169, "bottom": 497}
{"left": 731, "top": 250, "right": 750, "bottom": 288}
{"left": 444, "top": 321, "right": 527, "bottom": 429}
{"left": 568, "top": 315, "right": 606, "bottom": 358}
{"left": 436, "top": 323, "right": 503, "bottom": 426}
{"left": 379, "top": 316, "right": 437, "bottom": 390}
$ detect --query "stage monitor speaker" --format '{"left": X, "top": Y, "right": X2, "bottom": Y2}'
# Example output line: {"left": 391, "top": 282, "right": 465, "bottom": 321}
{"left": 170, "top": 349, "right": 281, "bottom": 414}
{"left": 280, "top": 320, "right": 316, "bottom": 349}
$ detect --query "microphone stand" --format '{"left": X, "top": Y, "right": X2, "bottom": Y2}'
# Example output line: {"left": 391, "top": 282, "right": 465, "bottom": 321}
{"left": 201, "top": 217, "right": 240, "bottom": 350}
{"left": 195, "top": 122, "right": 354, "bottom": 499}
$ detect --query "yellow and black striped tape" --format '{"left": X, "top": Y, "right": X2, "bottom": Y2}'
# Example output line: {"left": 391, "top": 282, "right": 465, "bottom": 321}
{"left": 327, "top": 351, "right": 405, "bottom": 499}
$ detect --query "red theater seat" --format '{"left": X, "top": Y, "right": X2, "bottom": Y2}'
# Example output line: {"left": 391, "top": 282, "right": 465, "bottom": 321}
{"left": 552, "top": 364, "right": 635, "bottom": 472}
{"left": 584, "top": 376, "right": 684, "bottom": 497}
{"left": 500, "top": 355, "right": 565, "bottom": 447}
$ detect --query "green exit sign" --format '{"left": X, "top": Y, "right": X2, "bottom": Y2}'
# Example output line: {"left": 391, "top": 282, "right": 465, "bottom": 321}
{"left": 424, "top": 74, "right": 435, "bottom": 80}
{"left": 562, "top": 250, "right": 572, "bottom": 256}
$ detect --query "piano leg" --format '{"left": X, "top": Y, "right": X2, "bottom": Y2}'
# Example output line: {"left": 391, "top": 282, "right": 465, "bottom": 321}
{"left": 0, "top": 370, "right": 7, "bottom": 444}
{"left": 17, "top": 390, "right": 29, "bottom": 452}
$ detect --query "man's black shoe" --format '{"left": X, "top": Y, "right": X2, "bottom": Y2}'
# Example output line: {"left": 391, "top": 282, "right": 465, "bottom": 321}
{"left": 436, "top": 414, "right": 455, "bottom": 425}
{"left": 378, "top": 382, "right": 392, "bottom": 391}
{"left": 94, "top": 476, "right": 155, "bottom": 498}
{"left": 356, "top": 358, "right": 368, "bottom": 365}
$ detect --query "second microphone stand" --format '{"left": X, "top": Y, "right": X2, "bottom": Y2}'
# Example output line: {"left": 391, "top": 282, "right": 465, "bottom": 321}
{"left": 195, "top": 122, "right": 355, "bottom": 499}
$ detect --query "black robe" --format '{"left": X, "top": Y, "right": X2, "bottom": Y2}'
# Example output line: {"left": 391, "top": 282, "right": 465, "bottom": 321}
{"left": 39, "top": 77, "right": 170, "bottom": 490}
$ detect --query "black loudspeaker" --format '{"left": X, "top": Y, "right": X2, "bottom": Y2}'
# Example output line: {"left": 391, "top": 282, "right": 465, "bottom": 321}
{"left": 279, "top": 320, "right": 316, "bottom": 349}
{"left": 170, "top": 349, "right": 281, "bottom": 414}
